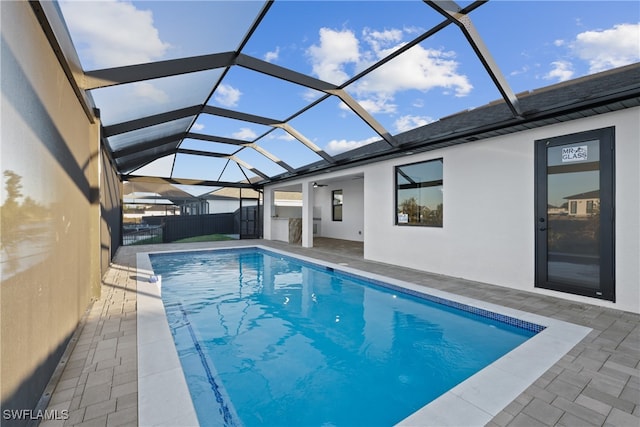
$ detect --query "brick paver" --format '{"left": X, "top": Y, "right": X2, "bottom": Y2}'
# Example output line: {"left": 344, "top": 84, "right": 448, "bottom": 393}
{"left": 40, "top": 240, "right": 639, "bottom": 426}
{"left": 40, "top": 249, "right": 139, "bottom": 427}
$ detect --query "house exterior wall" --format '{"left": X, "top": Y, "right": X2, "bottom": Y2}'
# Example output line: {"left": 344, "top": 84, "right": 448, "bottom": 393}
{"left": 1, "top": 1, "right": 103, "bottom": 421}
{"left": 205, "top": 198, "right": 240, "bottom": 214}
{"left": 567, "top": 198, "right": 599, "bottom": 217}
{"left": 313, "top": 179, "right": 364, "bottom": 242}
{"left": 364, "top": 108, "right": 639, "bottom": 313}
{"left": 266, "top": 106, "right": 639, "bottom": 313}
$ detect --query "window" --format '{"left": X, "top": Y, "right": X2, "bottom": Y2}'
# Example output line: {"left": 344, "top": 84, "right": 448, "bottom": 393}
{"left": 396, "top": 159, "right": 443, "bottom": 227}
{"left": 570, "top": 201, "right": 577, "bottom": 214}
{"left": 332, "top": 190, "right": 343, "bottom": 221}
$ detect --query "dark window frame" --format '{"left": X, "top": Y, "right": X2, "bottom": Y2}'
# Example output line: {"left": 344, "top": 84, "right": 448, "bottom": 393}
{"left": 395, "top": 158, "right": 443, "bottom": 227}
{"left": 570, "top": 200, "right": 577, "bottom": 214}
{"left": 332, "top": 189, "right": 343, "bottom": 222}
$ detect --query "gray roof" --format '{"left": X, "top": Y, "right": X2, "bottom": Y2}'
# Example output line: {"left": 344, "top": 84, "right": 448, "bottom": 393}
{"left": 276, "top": 62, "right": 640, "bottom": 183}
{"left": 565, "top": 190, "right": 600, "bottom": 200}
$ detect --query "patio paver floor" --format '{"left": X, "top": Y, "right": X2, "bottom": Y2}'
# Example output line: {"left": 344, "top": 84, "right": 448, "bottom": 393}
{"left": 40, "top": 239, "right": 639, "bottom": 427}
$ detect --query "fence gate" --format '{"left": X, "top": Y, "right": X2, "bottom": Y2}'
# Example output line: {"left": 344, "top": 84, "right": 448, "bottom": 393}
{"left": 239, "top": 197, "right": 261, "bottom": 239}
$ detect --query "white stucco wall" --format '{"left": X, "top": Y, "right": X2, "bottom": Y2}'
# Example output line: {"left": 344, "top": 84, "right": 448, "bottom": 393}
{"left": 313, "top": 178, "right": 365, "bottom": 242}
{"left": 364, "top": 133, "right": 534, "bottom": 290}
{"left": 363, "top": 108, "right": 639, "bottom": 313}
{"left": 206, "top": 199, "right": 240, "bottom": 214}
{"left": 262, "top": 107, "right": 639, "bottom": 313}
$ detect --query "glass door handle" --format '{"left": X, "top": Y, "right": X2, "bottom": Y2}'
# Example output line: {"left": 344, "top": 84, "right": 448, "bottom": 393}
{"left": 538, "top": 218, "right": 546, "bottom": 231}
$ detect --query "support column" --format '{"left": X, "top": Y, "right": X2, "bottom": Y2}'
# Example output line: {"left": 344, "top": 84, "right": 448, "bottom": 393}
{"left": 302, "top": 181, "right": 314, "bottom": 248}
{"left": 263, "top": 187, "right": 273, "bottom": 240}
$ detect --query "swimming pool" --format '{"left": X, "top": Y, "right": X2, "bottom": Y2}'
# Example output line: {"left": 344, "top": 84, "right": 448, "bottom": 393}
{"left": 150, "top": 247, "right": 540, "bottom": 426}
{"left": 136, "top": 245, "right": 591, "bottom": 427}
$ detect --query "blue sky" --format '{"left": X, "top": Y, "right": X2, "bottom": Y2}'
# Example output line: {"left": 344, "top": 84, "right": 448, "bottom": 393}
{"left": 54, "top": 0, "right": 640, "bottom": 194}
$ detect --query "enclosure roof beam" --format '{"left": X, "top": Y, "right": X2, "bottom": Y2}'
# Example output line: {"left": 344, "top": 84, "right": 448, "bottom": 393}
{"left": 103, "top": 106, "right": 202, "bottom": 137}
{"left": 123, "top": 175, "right": 258, "bottom": 189}
{"left": 236, "top": 53, "right": 338, "bottom": 92}
{"left": 186, "top": 132, "right": 250, "bottom": 146}
{"left": 230, "top": 155, "right": 270, "bottom": 180}
{"left": 328, "top": 89, "right": 399, "bottom": 147}
{"left": 247, "top": 144, "right": 295, "bottom": 173}
{"left": 111, "top": 133, "right": 184, "bottom": 159}
{"left": 118, "top": 147, "right": 175, "bottom": 172}
{"left": 201, "top": 105, "right": 282, "bottom": 127}
{"left": 82, "top": 52, "right": 237, "bottom": 90}
{"left": 427, "top": 0, "right": 522, "bottom": 117}
{"left": 275, "top": 123, "right": 336, "bottom": 164}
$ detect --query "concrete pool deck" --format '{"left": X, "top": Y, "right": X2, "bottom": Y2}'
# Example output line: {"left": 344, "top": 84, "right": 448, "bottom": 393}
{"left": 41, "top": 239, "right": 639, "bottom": 427}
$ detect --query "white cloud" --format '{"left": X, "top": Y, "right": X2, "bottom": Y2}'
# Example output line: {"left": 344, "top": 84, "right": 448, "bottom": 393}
{"left": 191, "top": 123, "right": 205, "bottom": 132}
{"left": 307, "top": 28, "right": 360, "bottom": 84}
{"left": 356, "top": 45, "right": 473, "bottom": 98}
{"left": 306, "top": 26, "right": 471, "bottom": 118}
{"left": 277, "top": 132, "right": 296, "bottom": 141}
{"left": 325, "top": 136, "right": 379, "bottom": 155}
{"left": 59, "top": 0, "right": 170, "bottom": 68}
{"left": 132, "top": 82, "right": 169, "bottom": 103}
{"left": 510, "top": 65, "right": 531, "bottom": 77}
{"left": 348, "top": 97, "right": 397, "bottom": 115}
{"left": 265, "top": 130, "right": 296, "bottom": 141}
{"left": 571, "top": 23, "right": 640, "bottom": 73}
{"left": 264, "top": 47, "right": 280, "bottom": 63}
{"left": 302, "top": 88, "right": 323, "bottom": 102}
{"left": 544, "top": 61, "right": 574, "bottom": 82}
{"left": 345, "top": 45, "right": 471, "bottom": 114}
{"left": 214, "top": 84, "right": 242, "bottom": 108}
{"left": 412, "top": 99, "right": 425, "bottom": 108}
{"left": 307, "top": 27, "right": 471, "bottom": 98}
{"left": 394, "top": 115, "right": 436, "bottom": 133}
{"left": 232, "top": 128, "right": 257, "bottom": 141}
{"left": 362, "top": 28, "right": 403, "bottom": 53}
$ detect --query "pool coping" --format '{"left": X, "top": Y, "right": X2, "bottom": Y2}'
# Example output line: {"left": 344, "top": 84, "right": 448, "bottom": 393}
{"left": 136, "top": 245, "right": 592, "bottom": 427}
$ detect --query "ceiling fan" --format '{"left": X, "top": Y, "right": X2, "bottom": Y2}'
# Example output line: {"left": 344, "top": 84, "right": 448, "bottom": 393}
{"left": 312, "top": 182, "right": 328, "bottom": 188}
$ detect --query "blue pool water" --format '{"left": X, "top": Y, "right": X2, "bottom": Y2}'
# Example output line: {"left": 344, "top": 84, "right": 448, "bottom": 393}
{"left": 150, "top": 248, "right": 540, "bottom": 427}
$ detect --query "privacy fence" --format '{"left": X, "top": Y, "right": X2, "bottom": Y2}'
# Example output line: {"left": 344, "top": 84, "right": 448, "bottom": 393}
{"left": 122, "top": 206, "right": 261, "bottom": 245}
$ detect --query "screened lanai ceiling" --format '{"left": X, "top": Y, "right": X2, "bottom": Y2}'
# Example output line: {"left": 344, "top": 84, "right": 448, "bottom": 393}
{"left": 50, "top": 0, "right": 640, "bottom": 189}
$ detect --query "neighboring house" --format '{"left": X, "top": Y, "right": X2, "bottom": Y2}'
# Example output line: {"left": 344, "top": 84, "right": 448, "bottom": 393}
{"left": 200, "top": 186, "right": 261, "bottom": 214}
{"left": 548, "top": 204, "right": 569, "bottom": 216}
{"left": 124, "top": 181, "right": 205, "bottom": 216}
{"left": 123, "top": 204, "right": 180, "bottom": 224}
{"left": 273, "top": 191, "right": 303, "bottom": 218}
{"left": 179, "top": 199, "right": 209, "bottom": 215}
{"left": 274, "top": 191, "right": 303, "bottom": 207}
{"left": 564, "top": 190, "right": 600, "bottom": 217}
